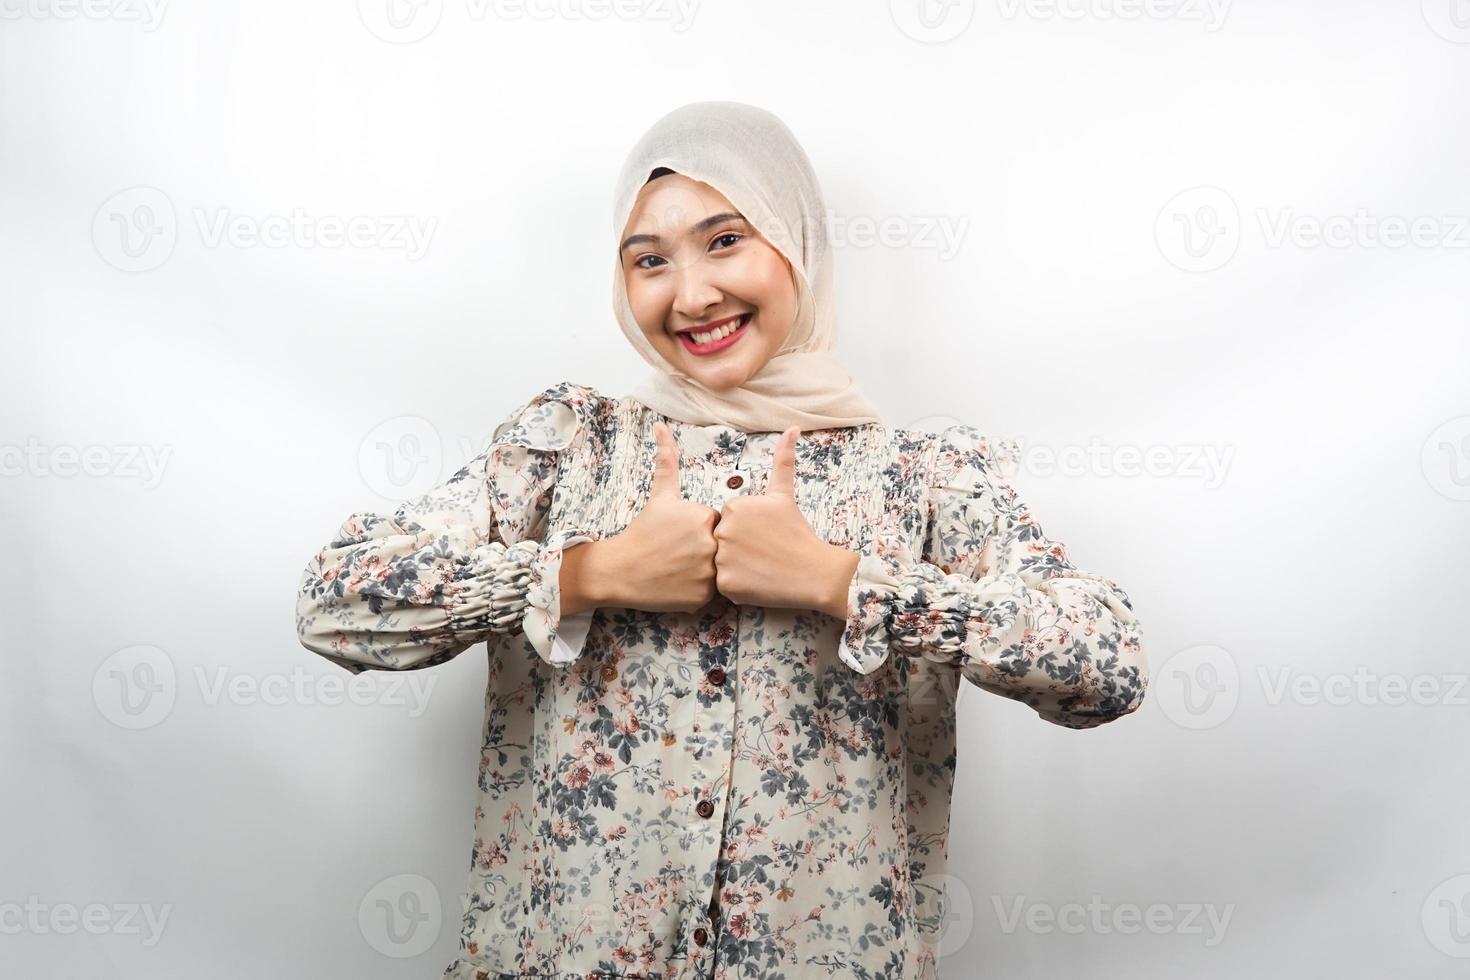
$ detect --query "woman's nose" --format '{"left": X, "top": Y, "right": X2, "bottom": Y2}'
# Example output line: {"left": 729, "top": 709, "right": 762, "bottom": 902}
{"left": 671, "top": 261, "right": 723, "bottom": 317}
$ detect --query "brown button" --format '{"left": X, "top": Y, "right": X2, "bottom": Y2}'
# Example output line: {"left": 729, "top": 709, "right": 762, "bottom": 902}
{"left": 940, "top": 564, "right": 952, "bottom": 574}
{"left": 693, "top": 926, "right": 709, "bottom": 946}
{"left": 706, "top": 667, "right": 726, "bottom": 686}
{"left": 726, "top": 474, "right": 743, "bottom": 489}
{"left": 600, "top": 664, "right": 617, "bottom": 682}
{"left": 696, "top": 799, "right": 715, "bottom": 818}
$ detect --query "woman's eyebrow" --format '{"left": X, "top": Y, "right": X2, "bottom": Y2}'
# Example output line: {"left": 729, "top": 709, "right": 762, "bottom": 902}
{"left": 620, "top": 211, "right": 746, "bottom": 253}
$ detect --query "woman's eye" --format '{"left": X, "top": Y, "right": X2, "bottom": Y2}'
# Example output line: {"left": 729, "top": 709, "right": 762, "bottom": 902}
{"left": 634, "top": 254, "right": 666, "bottom": 270}
{"left": 711, "top": 232, "right": 742, "bottom": 251}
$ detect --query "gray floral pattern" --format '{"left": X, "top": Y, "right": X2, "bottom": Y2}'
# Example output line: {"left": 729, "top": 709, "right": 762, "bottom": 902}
{"left": 294, "top": 380, "right": 1149, "bottom": 979}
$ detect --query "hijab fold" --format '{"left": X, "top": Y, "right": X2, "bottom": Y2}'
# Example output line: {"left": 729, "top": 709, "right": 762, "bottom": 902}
{"left": 610, "top": 101, "right": 883, "bottom": 433}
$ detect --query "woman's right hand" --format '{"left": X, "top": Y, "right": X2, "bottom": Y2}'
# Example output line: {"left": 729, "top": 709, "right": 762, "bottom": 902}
{"left": 561, "top": 421, "right": 720, "bottom": 615}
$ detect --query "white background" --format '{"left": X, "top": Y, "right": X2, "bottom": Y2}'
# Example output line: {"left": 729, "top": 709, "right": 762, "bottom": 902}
{"left": 4, "top": 0, "right": 1470, "bottom": 977}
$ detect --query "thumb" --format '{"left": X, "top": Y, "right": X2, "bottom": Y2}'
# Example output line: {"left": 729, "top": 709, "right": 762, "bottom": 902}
{"left": 766, "top": 426, "right": 799, "bottom": 497}
{"left": 650, "top": 421, "right": 683, "bottom": 500}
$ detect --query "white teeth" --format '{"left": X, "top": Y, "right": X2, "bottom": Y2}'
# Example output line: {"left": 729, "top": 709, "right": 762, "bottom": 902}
{"left": 688, "top": 316, "right": 745, "bottom": 345}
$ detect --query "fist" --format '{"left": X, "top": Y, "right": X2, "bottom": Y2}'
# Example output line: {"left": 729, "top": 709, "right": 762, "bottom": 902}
{"left": 597, "top": 420, "right": 721, "bottom": 613}
{"left": 712, "top": 426, "right": 838, "bottom": 611}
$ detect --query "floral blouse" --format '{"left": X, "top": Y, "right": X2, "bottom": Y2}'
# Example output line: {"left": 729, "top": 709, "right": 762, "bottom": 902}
{"left": 294, "top": 380, "right": 1148, "bottom": 980}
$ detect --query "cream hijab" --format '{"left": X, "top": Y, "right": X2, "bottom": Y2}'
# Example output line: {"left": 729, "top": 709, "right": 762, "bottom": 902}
{"left": 610, "top": 101, "right": 884, "bottom": 433}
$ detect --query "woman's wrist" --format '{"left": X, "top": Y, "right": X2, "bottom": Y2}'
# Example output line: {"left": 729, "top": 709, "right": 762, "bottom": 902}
{"left": 812, "top": 543, "right": 860, "bottom": 620}
{"left": 559, "top": 538, "right": 621, "bottom": 616}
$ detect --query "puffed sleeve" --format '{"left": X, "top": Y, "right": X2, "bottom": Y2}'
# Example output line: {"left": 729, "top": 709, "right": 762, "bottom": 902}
{"left": 294, "top": 381, "right": 604, "bottom": 674}
{"left": 838, "top": 425, "right": 1148, "bottom": 729}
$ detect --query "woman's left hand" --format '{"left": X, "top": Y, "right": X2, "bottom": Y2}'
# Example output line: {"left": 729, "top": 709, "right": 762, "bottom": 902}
{"left": 712, "top": 426, "right": 860, "bottom": 618}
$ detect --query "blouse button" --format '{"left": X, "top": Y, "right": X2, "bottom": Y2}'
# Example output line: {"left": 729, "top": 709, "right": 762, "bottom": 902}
{"left": 940, "top": 564, "right": 952, "bottom": 574}
{"left": 693, "top": 926, "right": 709, "bottom": 947}
{"left": 600, "top": 664, "right": 617, "bottom": 682}
{"left": 726, "top": 474, "right": 743, "bottom": 489}
{"left": 696, "top": 799, "right": 715, "bottom": 819}
{"left": 706, "top": 667, "right": 726, "bottom": 686}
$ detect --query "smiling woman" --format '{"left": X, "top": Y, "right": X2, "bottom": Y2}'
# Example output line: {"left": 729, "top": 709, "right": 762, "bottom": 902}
{"left": 294, "top": 99, "right": 1149, "bottom": 980}
{"left": 617, "top": 176, "right": 796, "bottom": 389}
{"left": 607, "top": 101, "right": 886, "bottom": 433}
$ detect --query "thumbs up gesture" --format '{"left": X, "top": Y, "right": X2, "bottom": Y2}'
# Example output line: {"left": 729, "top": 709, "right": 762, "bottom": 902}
{"left": 712, "top": 426, "right": 859, "bottom": 616}
{"left": 587, "top": 420, "right": 722, "bottom": 613}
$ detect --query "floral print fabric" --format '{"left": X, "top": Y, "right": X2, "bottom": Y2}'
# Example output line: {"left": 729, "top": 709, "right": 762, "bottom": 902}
{"left": 294, "top": 381, "right": 1149, "bottom": 980}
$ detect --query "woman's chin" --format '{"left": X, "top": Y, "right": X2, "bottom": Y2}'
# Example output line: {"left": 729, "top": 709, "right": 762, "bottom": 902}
{"left": 688, "top": 361, "right": 753, "bottom": 392}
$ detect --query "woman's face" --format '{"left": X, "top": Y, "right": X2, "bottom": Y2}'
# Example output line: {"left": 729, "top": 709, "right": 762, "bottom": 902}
{"left": 619, "top": 172, "right": 797, "bottom": 391}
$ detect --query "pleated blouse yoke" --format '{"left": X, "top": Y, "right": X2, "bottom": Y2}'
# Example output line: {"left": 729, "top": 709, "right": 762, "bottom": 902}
{"left": 665, "top": 418, "right": 786, "bottom": 500}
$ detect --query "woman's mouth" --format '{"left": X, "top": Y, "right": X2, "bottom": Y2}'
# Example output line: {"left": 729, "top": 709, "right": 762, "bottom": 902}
{"left": 677, "top": 313, "right": 751, "bottom": 355}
